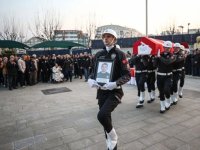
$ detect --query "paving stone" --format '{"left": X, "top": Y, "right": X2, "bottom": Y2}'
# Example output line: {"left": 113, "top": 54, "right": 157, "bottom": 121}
{"left": 0, "top": 143, "right": 14, "bottom": 150}
{"left": 47, "top": 144, "right": 70, "bottom": 150}
{"left": 84, "top": 141, "right": 105, "bottom": 150}
{"left": 159, "top": 124, "right": 187, "bottom": 137}
{"left": 69, "top": 138, "right": 93, "bottom": 150}
{"left": 38, "top": 137, "right": 64, "bottom": 149}
{"left": 120, "top": 141, "right": 146, "bottom": 150}
{"left": 14, "top": 137, "right": 34, "bottom": 150}
{"left": 79, "top": 129, "right": 98, "bottom": 137}
{"left": 142, "top": 122, "right": 169, "bottom": 134}
{"left": 144, "top": 143, "right": 170, "bottom": 150}
{"left": 162, "top": 114, "right": 192, "bottom": 125}
{"left": 188, "top": 137, "right": 200, "bottom": 150}
{"left": 139, "top": 132, "right": 168, "bottom": 146}
{"left": 175, "top": 144, "right": 191, "bottom": 150}
{"left": 175, "top": 125, "right": 200, "bottom": 142}
{"left": 186, "top": 109, "right": 200, "bottom": 117}
{"left": 45, "top": 131, "right": 63, "bottom": 141}
{"left": 34, "top": 134, "right": 47, "bottom": 144}
{"left": 62, "top": 133, "right": 82, "bottom": 144}
{"left": 0, "top": 135, "right": 15, "bottom": 145}
{"left": 89, "top": 133, "right": 104, "bottom": 143}
{"left": 179, "top": 116, "right": 200, "bottom": 128}
{"left": 161, "top": 137, "right": 185, "bottom": 150}
{"left": 122, "top": 121, "right": 148, "bottom": 133}
{"left": 120, "top": 129, "right": 148, "bottom": 144}
{"left": 62, "top": 128, "right": 77, "bottom": 136}
{"left": 16, "top": 127, "right": 34, "bottom": 140}
{"left": 0, "top": 78, "right": 200, "bottom": 149}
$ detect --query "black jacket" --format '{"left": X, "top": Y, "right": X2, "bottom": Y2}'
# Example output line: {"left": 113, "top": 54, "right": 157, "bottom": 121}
{"left": 91, "top": 46, "right": 131, "bottom": 101}
{"left": 130, "top": 55, "right": 149, "bottom": 71}
{"left": 7, "top": 61, "right": 18, "bottom": 76}
{"left": 154, "top": 52, "right": 176, "bottom": 73}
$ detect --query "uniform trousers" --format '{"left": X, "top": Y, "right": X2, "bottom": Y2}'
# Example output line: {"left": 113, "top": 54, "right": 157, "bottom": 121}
{"left": 135, "top": 72, "right": 147, "bottom": 96}
{"left": 147, "top": 72, "right": 156, "bottom": 93}
{"left": 180, "top": 70, "right": 185, "bottom": 87}
{"left": 157, "top": 75, "right": 172, "bottom": 101}
{"left": 97, "top": 92, "right": 119, "bottom": 133}
{"left": 171, "top": 72, "right": 181, "bottom": 94}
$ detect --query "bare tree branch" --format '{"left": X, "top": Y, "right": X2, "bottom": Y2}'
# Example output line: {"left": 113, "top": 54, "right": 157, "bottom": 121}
{"left": 85, "top": 13, "right": 96, "bottom": 47}
{"left": 30, "top": 10, "right": 62, "bottom": 40}
{"left": 0, "top": 17, "right": 25, "bottom": 42}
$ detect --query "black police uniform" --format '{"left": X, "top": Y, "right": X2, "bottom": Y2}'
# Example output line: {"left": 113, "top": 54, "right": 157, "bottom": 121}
{"left": 154, "top": 52, "right": 175, "bottom": 102}
{"left": 91, "top": 45, "right": 130, "bottom": 135}
{"left": 170, "top": 50, "right": 185, "bottom": 103}
{"left": 179, "top": 50, "right": 187, "bottom": 98}
{"left": 130, "top": 55, "right": 149, "bottom": 107}
{"left": 146, "top": 55, "right": 157, "bottom": 103}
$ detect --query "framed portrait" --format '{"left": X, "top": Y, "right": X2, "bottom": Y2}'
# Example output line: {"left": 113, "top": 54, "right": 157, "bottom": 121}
{"left": 95, "top": 59, "right": 114, "bottom": 86}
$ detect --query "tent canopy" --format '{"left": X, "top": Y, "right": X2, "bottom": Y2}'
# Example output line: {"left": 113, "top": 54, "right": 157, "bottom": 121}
{"left": 133, "top": 37, "right": 174, "bottom": 55}
{"left": 32, "top": 40, "right": 85, "bottom": 49}
{"left": 0, "top": 40, "right": 30, "bottom": 49}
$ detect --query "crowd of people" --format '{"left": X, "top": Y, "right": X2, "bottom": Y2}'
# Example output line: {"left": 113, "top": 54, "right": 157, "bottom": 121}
{"left": 0, "top": 52, "right": 95, "bottom": 90}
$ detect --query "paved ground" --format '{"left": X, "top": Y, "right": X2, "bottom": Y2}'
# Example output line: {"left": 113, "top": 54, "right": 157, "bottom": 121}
{"left": 0, "top": 76, "right": 200, "bottom": 150}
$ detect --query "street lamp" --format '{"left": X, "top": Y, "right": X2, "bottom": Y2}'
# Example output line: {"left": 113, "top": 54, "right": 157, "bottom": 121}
{"left": 188, "top": 23, "right": 190, "bottom": 34}
{"left": 146, "top": 0, "right": 148, "bottom": 36}
{"left": 178, "top": 25, "right": 184, "bottom": 34}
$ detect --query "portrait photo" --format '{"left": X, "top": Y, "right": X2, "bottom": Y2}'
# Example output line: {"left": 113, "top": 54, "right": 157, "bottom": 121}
{"left": 95, "top": 60, "right": 114, "bottom": 85}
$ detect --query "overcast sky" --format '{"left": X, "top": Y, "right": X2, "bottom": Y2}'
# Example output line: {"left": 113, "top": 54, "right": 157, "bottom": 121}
{"left": 0, "top": 0, "right": 199, "bottom": 36}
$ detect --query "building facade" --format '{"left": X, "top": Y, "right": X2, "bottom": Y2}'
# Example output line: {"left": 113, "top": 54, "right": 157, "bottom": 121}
{"left": 54, "top": 30, "right": 88, "bottom": 46}
{"left": 95, "top": 24, "right": 143, "bottom": 39}
{"left": 25, "top": 37, "right": 45, "bottom": 47}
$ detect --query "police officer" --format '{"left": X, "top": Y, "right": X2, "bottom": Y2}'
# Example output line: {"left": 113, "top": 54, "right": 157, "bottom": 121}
{"left": 88, "top": 29, "right": 131, "bottom": 150}
{"left": 178, "top": 45, "right": 188, "bottom": 98}
{"left": 146, "top": 55, "right": 156, "bottom": 103}
{"left": 154, "top": 41, "right": 175, "bottom": 113}
{"left": 170, "top": 43, "right": 185, "bottom": 105}
{"left": 130, "top": 53, "right": 149, "bottom": 108}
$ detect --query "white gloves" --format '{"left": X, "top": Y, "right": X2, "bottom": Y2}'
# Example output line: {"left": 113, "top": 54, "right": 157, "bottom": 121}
{"left": 88, "top": 79, "right": 100, "bottom": 89}
{"left": 102, "top": 82, "right": 117, "bottom": 90}
{"left": 88, "top": 80, "right": 118, "bottom": 90}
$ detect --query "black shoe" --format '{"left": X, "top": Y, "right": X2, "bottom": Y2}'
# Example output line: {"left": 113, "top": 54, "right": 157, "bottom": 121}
{"left": 173, "top": 101, "right": 177, "bottom": 105}
{"left": 160, "top": 110, "right": 165, "bottom": 113}
{"left": 136, "top": 100, "right": 144, "bottom": 108}
{"left": 136, "top": 104, "right": 144, "bottom": 108}
{"left": 147, "top": 100, "right": 152, "bottom": 103}
{"left": 179, "top": 95, "right": 183, "bottom": 98}
{"left": 113, "top": 144, "right": 117, "bottom": 150}
{"left": 147, "top": 98, "right": 155, "bottom": 103}
{"left": 165, "top": 106, "right": 170, "bottom": 110}
{"left": 9, "top": 87, "right": 12, "bottom": 90}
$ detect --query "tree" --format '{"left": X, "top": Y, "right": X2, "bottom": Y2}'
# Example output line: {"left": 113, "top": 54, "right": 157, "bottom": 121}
{"left": 85, "top": 13, "right": 96, "bottom": 48}
{"left": 160, "top": 20, "right": 181, "bottom": 36}
{"left": 0, "top": 17, "right": 25, "bottom": 42}
{"left": 30, "top": 10, "right": 62, "bottom": 41}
